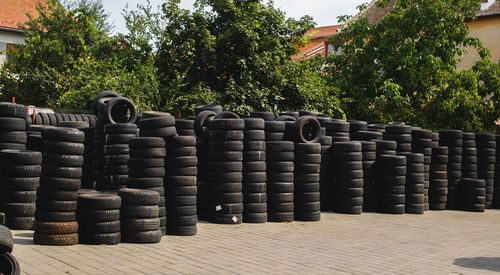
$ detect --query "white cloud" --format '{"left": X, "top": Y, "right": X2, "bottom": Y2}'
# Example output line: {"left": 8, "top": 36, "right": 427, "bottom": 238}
{"left": 103, "top": 0, "right": 369, "bottom": 34}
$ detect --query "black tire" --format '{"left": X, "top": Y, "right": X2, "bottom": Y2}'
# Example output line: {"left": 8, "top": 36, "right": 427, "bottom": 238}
{"left": 43, "top": 141, "right": 84, "bottom": 155}
{"left": 105, "top": 97, "right": 137, "bottom": 124}
{"left": 118, "top": 188, "right": 160, "bottom": 205}
{"left": 194, "top": 110, "right": 216, "bottom": 137}
{"left": 0, "top": 118, "right": 26, "bottom": 131}
{"left": 0, "top": 132, "right": 27, "bottom": 145}
{"left": 33, "top": 232, "right": 79, "bottom": 245}
{"left": 122, "top": 229, "right": 162, "bottom": 243}
{"left": 37, "top": 200, "right": 77, "bottom": 212}
{"left": 242, "top": 118, "right": 265, "bottom": 129}
{"left": 43, "top": 153, "right": 84, "bottom": 167}
{"left": 0, "top": 225, "right": 13, "bottom": 253}
{"left": 80, "top": 232, "right": 121, "bottom": 245}
{"left": 208, "top": 118, "right": 245, "bottom": 130}
{"left": 35, "top": 211, "right": 77, "bottom": 222}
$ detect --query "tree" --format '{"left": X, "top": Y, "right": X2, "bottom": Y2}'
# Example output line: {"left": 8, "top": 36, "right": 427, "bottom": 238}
{"left": 0, "top": 0, "right": 159, "bottom": 112}
{"left": 148, "top": 0, "right": 343, "bottom": 116}
{"left": 325, "top": 0, "right": 500, "bottom": 131}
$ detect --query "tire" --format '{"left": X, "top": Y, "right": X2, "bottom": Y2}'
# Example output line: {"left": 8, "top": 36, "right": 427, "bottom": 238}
{"left": 35, "top": 211, "right": 77, "bottom": 222}
{"left": 194, "top": 110, "right": 216, "bottom": 137}
{"left": 105, "top": 97, "right": 137, "bottom": 124}
{"left": 80, "top": 232, "right": 121, "bottom": 245}
{"left": 121, "top": 205, "right": 159, "bottom": 218}
{"left": 0, "top": 118, "right": 25, "bottom": 131}
{"left": 37, "top": 200, "right": 77, "bottom": 212}
{"left": 93, "top": 91, "right": 120, "bottom": 116}
{"left": 77, "top": 194, "right": 121, "bottom": 210}
{"left": 122, "top": 229, "right": 162, "bottom": 243}
{"left": 78, "top": 209, "right": 120, "bottom": 222}
{"left": 43, "top": 141, "right": 84, "bottom": 155}
{"left": 34, "top": 221, "right": 78, "bottom": 234}
{"left": 129, "top": 147, "right": 166, "bottom": 158}
{"left": 122, "top": 218, "right": 160, "bottom": 231}
{"left": 165, "top": 225, "right": 197, "bottom": 236}
{"left": 129, "top": 137, "right": 166, "bottom": 148}
{"left": 118, "top": 188, "right": 160, "bottom": 205}
{"left": 0, "top": 225, "right": 13, "bottom": 253}
{"left": 43, "top": 153, "right": 84, "bottom": 167}
{"left": 208, "top": 119, "right": 245, "bottom": 130}
{"left": 242, "top": 118, "right": 265, "bottom": 129}
{"left": 33, "top": 232, "right": 79, "bottom": 246}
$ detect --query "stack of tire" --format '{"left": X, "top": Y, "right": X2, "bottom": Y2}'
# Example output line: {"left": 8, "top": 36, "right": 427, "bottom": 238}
{"left": 78, "top": 193, "right": 122, "bottom": 244}
{"left": 384, "top": 125, "right": 412, "bottom": 153}
{"left": 494, "top": 135, "right": 500, "bottom": 208}
{"left": 429, "top": 146, "right": 448, "bottom": 210}
{"left": 34, "top": 127, "right": 84, "bottom": 246}
{"left": 242, "top": 118, "right": 267, "bottom": 223}
{"left": 293, "top": 143, "right": 321, "bottom": 220}
{"left": 0, "top": 150, "right": 42, "bottom": 229}
{"left": 332, "top": 142, "right": 363, "bottom": 214}
{"left": 266, "top": 141, "right": 294, "bottom": 222}
{"left": 101, "top": 123, "right": 137, "bottom": 190}
{"left": 207, "top": 117, "right": 244, "bottom": 224}
{"left": 0, "top": 225, "right": 20, "bottom": 274}
{"left": 439, "top": 130, "right": 463, "bottom": 209}
{"left": 0, "top": 103, "right": 28, "bottom": 151}
{"left": 59, "top": 121, "right": 94, "bottom": 189}
{"left": 165, "top": 136, "right": 198, "bottom": 235}
{"left": 193, "top": 110, "right": 217, "bottom": 220}
{"left": 265, "top": 121, "right": 286, "bottom": 142}
{"left": 119, "top": 188, "right": 162, "bottom": 243}
{"left": 399, "top": 152, "right": 424, "bottom": 214}
{"left": 348, "top": 120, "right": 367, "bottom": 139}
{"left": 324, "top": 120, "right": 350, "bottom": 143}
{"left": 127, "top": 137, "right": 166, "bottom": 235}
{"left": 459, "top": 178, "right": 486, "bottom": 212}
{"left": 360, "top": 141, "right": 376, "bottom": 212}
{"left": 411, "top": 129, "right": 432, "bottom": 211}
{"left": 375, "top": 155, "right": 406, "bottom": 214}
{"left": 175, "top": 119, "right": 196, "bottom": 137}
{"left": 462, "top": 133, "right": 478, "bottom": 179}
{"left": 319, "top": 135, "right": 332, "bottom": 211}
{"left": 475, "top": 133, "right": 496, "bottom": 209}
{"left": 92, "top": 92, "right": 138, "bottom": 192}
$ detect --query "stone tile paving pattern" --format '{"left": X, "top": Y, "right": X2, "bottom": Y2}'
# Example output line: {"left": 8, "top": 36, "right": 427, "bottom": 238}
{"left": 11, "top": 211, "right": 500, "bottom": 274}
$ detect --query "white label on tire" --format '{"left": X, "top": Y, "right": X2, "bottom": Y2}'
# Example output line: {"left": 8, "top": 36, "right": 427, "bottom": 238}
{"left": 232, "top": 216, "right": 238, "bottom": 223}
{"left": 215, "top": 205, "right": 222, "bottom": 211}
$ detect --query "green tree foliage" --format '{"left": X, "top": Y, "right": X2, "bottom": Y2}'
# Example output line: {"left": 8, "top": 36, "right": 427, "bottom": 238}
{"left": 149, "top": 0, "right": 342, "bottom": 116}
{"left": 326, "top": 0, "right": 500, "bottom": 131}
{"left": 0, "top": 0, "right": 159, "bottom": 112}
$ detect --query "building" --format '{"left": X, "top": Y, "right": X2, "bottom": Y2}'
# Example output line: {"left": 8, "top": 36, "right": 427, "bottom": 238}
{"left": 292, "top": 25, "right": 341, "bottom": 60}
{"left": 459, "top": 0, "right": 500, "bottom": 70}
{"left": 295, "top": 0, "right": 500, "bottom": 67}
{"left": 0, "top": 0, "right": 44, "bottom": 66}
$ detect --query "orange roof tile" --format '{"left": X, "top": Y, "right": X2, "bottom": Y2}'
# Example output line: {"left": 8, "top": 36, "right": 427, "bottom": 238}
{"left": 303, "top": 25, "right": 341, "bottom": 40}
{"left": 0, "top": 0, "right": 46, "bottom": 31}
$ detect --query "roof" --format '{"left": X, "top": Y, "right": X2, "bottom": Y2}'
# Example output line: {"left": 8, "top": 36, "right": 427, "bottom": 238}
{"left": 347, "top": 0, "right": 395, "bottom": 25}
{"left": 478, "top": 0, "right": 500, "bottom": 17}
{"left": 293, "top": 41, "right": 326, "bottom": 60}
{"left": 302, "top": 25, "right": 341, "bottom": 40}
{"left": 0, "top": 0, "right": 46, "bottom": 32}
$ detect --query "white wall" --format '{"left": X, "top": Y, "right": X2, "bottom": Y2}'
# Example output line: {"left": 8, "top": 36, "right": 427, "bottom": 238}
{"left": 0, "top": 30, "right": 25, "bottom": 66}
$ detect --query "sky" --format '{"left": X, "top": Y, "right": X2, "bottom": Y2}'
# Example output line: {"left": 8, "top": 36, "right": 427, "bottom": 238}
{"left": 102, "top": 0, "right": 368, "bottom": 34}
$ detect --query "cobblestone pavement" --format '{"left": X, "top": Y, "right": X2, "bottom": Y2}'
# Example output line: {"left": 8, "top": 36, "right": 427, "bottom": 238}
{"left": 12, "top": 211, "right": 500, "bottom": 274}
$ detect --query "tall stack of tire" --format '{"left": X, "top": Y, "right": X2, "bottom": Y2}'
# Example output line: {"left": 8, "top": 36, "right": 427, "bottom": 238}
{"left": 101, "top": 123, "right": 137, "bottom": 190}
{"left": 459, "top": 178, "right": 486, "bottom": 212}
{"left": 360, "top": 141, "right": 376, "bottom": 212}
{"left": 0, "top": 103, "right": 28, "bottom": 151}
{"left": 92, "top": 92, "right": 137, "bottom": 192}
{"left": 429, "top": 146, "right": 448, "bottom": 210}
{"left": 127, "top": 137, "right": 166, "bottom": 234}
{"left": 165, "top": 136, "right": 198, "bottom": 235}
{"left": 375, "top": 155, "right": 406, "bottom": 214}
{"left": 475, "top": 133, "right": 496, "bottom": 209}
{"left": 175, "top": 119, "right": 196, "bottom": 136}
{"left": 78, "top": 193, "right": 121, "bottom": 244}
{"left": 319, "top": 135, "right": 332, "bottom": 211}
{"left": 59, "top": 121, "right": 94, "bottom": 189}
{"left": 293, "top": 143, "right": 321, "bottom": 220}
{"left": 266, "top": 141, "right": 294, "bottom": 222}
{"left": 119, "top": 188, "right": 162, "bottom": 243}
{"left": 332, "top": 142, "right": 363, "bottom": 214}
{"left": 242, "top": 118, "right": 267, "bottom": 223}
{"left": 324, "top": 120, "right": 350, "bottom": 143}
{"left": 411, "top": 129, "right": 432, "bottom": 211}
{"left": 27, "top": 125, "right": 50, "bottom": 152}
{"left": 194, "top": 110, "right": 220, "bottom": 219}
{"left": 399, "top": 152, "right": 424, "bottom": 214}
{"left": 439, "top": 130, "right": 463, "bottom": 209}
{"left": 374, "top": 140, "right": 397, "bottom": 158}
{"left": 34, "top": 127, "right": 84, "bottom": 246}
{"left": 207, "top": 118, "right": 244, "bottom": 224}
{"left": 0, "top": 150, "right": 42, "bottom": 229}
{"left": 494, "top": 135, "right": 500, "bottom": 208}
{"left": 384, "top": 125, "right": 412, "bottom": 153}
{"left": 462, "top": 133, "right": 478, "bottom": 179}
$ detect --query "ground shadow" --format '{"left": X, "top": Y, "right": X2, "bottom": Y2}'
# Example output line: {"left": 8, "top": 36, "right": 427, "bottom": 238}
{"left": 454, "top": 257, "right": 500, "bottom": 272}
